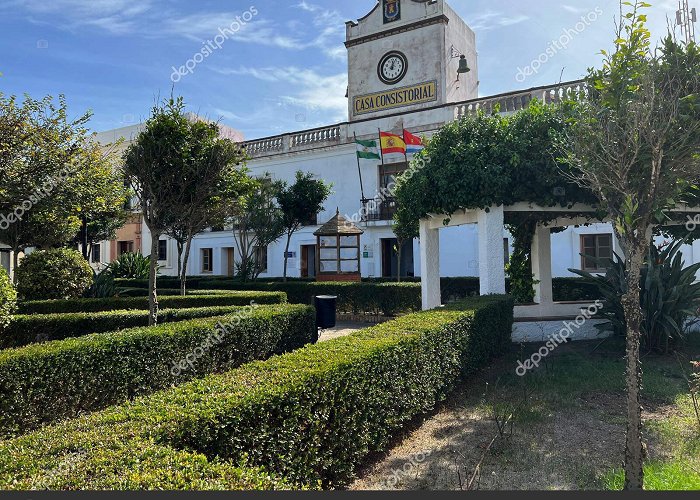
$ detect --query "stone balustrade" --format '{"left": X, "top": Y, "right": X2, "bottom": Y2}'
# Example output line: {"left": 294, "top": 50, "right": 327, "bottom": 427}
{"left": 243, "top": 80, "right": 587, "bottom": 159}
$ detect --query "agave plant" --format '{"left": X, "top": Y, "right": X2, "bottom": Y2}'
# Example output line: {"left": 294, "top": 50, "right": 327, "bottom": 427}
{"left": 83, "top": 270, "right": 117, "bottom": 298}
{"left": 570, "top": 239, "right": 700, "bottom": 353}
{"left": 106, "top": 252, "right": 155, "bottom": 280}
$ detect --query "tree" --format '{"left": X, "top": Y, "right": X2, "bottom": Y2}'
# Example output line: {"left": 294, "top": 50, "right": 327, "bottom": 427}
{"left": 560, "top": 1, "right": 700, "bottom": 489}
{"left": 69, "top": 140, "right": 130, "bottom": 261}
{"left": 277, "top": 171, "right": 331, "bottom": 281}
{"left": 230, "top": 176, "right": 285, "bottom": 281}
{"left": 0, "top": 94, "right": 92, "bottom": 277}
{"left": 124, "top": 97, "right": 206, "bottom": 324}
{"left": 165, "top": 155, "right": 249, "bottom": 296}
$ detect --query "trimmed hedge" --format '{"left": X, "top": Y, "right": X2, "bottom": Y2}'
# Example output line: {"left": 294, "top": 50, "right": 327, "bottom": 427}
{"left": 17, "top": 292, "right": 287, "bottom": 315}
{"left": 0, "top": 296, "right": 513, "bottom": 490}
{"left": 119, "top": 280, "right": 421, "bottom": 316}
{"left": 115, "top": 276, "right": 600, "bottom": 309}
{"left": 0, "top": 303, "right": 315, "bottom": 437}
{"left": 1, "top": 305, "right": 271, "bottom": 349}
{"left": 115, "top": 288, "right": 242, "bottom": 298}
{"left": 0, "top": 267, "right": 16, "bottom": 330}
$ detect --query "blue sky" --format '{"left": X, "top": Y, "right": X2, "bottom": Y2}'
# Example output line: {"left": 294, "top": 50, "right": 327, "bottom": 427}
{"left": 0, "top": 0, "right": 686, "bottom": 139}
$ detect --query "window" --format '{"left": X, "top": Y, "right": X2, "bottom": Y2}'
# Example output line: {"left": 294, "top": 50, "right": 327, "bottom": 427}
{"left": 158, "top": 240, "right": 168, "bottom": 261}
{"left": 123, "top": 179, "right": 134, "bottom": 210}
{"left": 318, "top": 235, "right": 361, "bottom": 275}
{"left": 201, "top": 248, "right": 213, "bottom": 273}
{"left": 379, "top": 162, "right": 407, "bottom": 190}
{"left": 504, "top": 238, "right": 510, "bottom": 266}
{"left": 301, "top": 213, "right": 318, "bottom": 226}
{"left": 255, "top": 246, "right": 268, "bottom": 274}
{"left": 92, "top": 244, "right": 101, "bottom": 264}
{"left": 118, "top": 241, "right": 134, "bottom": 256}
{"left": 581, "top": 234, "right": 613, "bottom": 271}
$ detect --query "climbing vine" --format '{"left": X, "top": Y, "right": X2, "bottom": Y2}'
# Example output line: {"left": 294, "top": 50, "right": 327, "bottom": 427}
{"left": 505, "top": 220, "right": 538, "bottom": 304}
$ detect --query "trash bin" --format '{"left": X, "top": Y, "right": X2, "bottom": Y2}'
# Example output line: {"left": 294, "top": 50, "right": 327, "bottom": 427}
{"left": 315, "top": 295, "right": 337, "bottom": 330}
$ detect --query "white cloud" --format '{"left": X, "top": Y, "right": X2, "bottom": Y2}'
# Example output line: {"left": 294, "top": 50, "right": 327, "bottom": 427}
{"left": 292, "top": 1, "right": 347, "bottom": 60}
{"left": 214, "top": 65, "right": 348, "bottom": 120}
{"left": 6, "top": 0, "right": 154, "bottom": 34}
{"left": 466, "top": 10, "right": 530, "bottom": 31}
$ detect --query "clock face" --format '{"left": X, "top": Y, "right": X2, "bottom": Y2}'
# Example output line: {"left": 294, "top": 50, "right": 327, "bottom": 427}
{"left": 378, "top": 51, "right": 408, "bottom": 85}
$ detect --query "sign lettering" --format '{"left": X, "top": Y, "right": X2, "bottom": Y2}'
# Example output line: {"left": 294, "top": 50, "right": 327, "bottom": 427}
{"left": 353, "top": 81, "right": 438, "bottom": 116}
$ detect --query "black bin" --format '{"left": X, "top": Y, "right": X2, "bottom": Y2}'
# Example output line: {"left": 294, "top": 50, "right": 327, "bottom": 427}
{"left": 315, "top": 295, "right": 337, "bottom": 329}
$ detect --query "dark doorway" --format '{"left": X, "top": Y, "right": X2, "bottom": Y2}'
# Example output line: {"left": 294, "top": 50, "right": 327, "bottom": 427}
{"left": 381, "top": 238, "right": 414, "bottom": 279}
{"left": 301, "top": 245, "right": 317, "bottom": 278}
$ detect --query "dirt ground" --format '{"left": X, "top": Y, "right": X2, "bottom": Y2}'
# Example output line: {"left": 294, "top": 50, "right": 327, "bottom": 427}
{"left": 349, "top": 342, "right": 684, "bottom": 491}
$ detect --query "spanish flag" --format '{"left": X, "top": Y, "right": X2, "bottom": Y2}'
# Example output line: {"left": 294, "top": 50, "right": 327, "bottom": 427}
{"left": 380, "top": 131, "right": 406, "bottom": 155}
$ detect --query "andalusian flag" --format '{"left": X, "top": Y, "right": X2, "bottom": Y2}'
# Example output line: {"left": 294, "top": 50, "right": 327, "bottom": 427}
{"left": 380, "top": 131, "right": 406, "bottom": 155}
{"left": 356, "top": 138, "right": 381, "bottom": 160}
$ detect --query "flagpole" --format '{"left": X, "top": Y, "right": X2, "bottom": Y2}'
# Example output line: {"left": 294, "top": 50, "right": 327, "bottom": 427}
{"left": 378, "top": 128, "right": 385, "bottom": 166}
{"left": 353, "top": 132, "right": 366, "bottom": 201}
{"left": 402, "top": 129, "right": 409, "bottom": 167}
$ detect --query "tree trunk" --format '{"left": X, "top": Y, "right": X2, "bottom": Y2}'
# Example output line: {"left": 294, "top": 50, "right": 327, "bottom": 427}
{"left": 80, "top": 215, "right": 89, "bottom": 260}
{"left": 11, "top": 249, "right": 19, "bottom": 284}
{"left": 180, "top": 237, "right": 193, "bottom": 297}
{"left": 176, "top": 240, "right": 184, "bottom": 278}
{"left": 148, "top": 232, "right": 160, "bottom": 326}
{"left": 283, "top": 232, "right": 292, "bottom": 282}
{"left": 622, "top": 242, "right": 646, "bottom": 490}
{"left": 396, "top": 240, "right": 402, "bottom": 283}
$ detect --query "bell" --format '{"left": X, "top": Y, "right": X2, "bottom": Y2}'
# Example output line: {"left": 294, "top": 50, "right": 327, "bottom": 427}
{"left": 457, "top": 55, "right": 470, "bottom": 75}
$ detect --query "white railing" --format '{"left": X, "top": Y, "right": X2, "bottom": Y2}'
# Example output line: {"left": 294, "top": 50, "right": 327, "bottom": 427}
{"left": 454, "top": 80, "right": 586, "bottom": 120}
{"left": 290, "top": 125, "right": 342, "bottom": 148}
{"left": 244, "top": 80, "right": 587, "bottom": 158}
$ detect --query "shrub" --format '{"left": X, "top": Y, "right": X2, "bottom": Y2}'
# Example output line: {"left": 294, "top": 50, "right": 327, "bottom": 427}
{"left": 83, "top": 269, "right": 117, "bottom": 298}
{"left": 15, "top": 249, "right": 93, "bottom": 300}
{"left": 571, "top": 239, "right": 700, "bottom": 352}
{"left": 1, "top": 305, "right": 275, "bottom": 349}
{"left": 106, "top": 252, "right": 152, "bottom": 279}
{"left": 185, "top": 282, "right": 421, "bottom": 316}
{"left": 17, "top": 291, "right": 287, "bottom": 315}
{"left": 0, "top": 267, "right": 17, "bottom": 330}
{"left": 115, "top": 276, "right": 598, "bottom": 308}
{"left": 0, "top": 303, "right": 315, "bottom": 437}
{"left": 0, "top": 296, "right": 513, "bottom": 490}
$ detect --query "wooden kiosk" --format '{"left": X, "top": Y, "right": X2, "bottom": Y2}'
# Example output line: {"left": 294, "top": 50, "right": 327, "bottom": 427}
{"left": 314, "top": 209, "right": 364, "bottom": 282}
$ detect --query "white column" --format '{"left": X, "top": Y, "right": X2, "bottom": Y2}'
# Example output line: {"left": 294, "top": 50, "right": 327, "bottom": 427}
{"left": 532, "top": 225, "right": 554, "bottom": 306}
{"left": 693, "top": 239, "right": 700, "bottom": 281}
{"left": 477, "top": 206, "right": 507, "bottom": 295}
{"left": 419, "top": 219, "right": 441, "bottom": 310}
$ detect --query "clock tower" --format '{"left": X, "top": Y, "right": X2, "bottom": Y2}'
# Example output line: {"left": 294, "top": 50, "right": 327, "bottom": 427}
{"left": 345, "top": 0, "right": 479, "bottom": 122}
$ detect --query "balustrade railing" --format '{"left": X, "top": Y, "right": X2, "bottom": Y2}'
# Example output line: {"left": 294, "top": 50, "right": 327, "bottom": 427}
{"left": 243, "top": 81, "right": 587, "bottom": 158}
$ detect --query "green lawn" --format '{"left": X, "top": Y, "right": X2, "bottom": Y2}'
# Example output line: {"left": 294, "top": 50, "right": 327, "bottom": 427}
{"left": 512, "top": 335, "right": 700, "bottom": 490}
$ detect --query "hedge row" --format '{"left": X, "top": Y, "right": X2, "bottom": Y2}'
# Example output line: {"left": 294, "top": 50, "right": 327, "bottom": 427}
{"left": 115, "top": 288, "right": 244, "bottom": 298}
{"left": 0, "top": 296, "right": 513, "bottom": 489}
{"left": 0, "top": 303, "right": 316, "bottom": 438}
{"left": 17, "top": 291, "right": 287, "bottom": 315}
{"left": 115, "top": 276, "right": 601, "bottom": 307}
{"left": 1, "top": 305, "right": 272, "bottom": 349}
{"left": 119, "top": 280, "right": 421, "bottom": 315}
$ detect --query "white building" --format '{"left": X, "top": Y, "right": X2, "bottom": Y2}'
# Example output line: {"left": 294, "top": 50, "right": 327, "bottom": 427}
{"left": 98, "top": 0, "right": 700, "bottom": 281}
